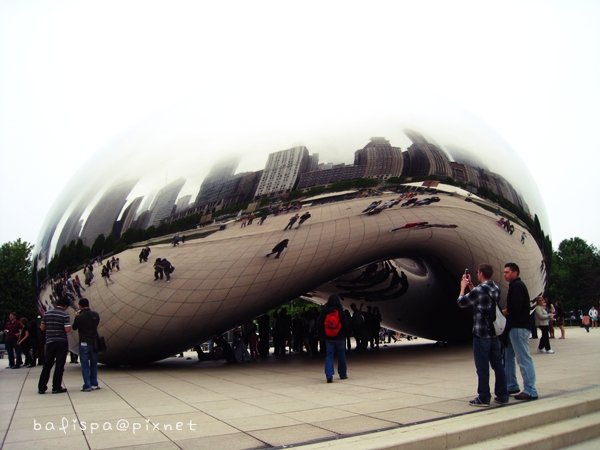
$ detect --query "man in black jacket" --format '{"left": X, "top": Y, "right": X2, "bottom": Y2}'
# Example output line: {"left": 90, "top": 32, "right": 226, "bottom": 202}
{"left": 502, "top": 262, "right": 538, "bottom": 401}
{"left": 317, "top": 295, "right": 349, "bottom": 383}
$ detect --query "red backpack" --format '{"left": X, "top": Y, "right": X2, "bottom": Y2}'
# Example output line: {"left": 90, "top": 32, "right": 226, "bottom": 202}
{"left": 324, "top": 309, "right": 342, "bottom": 337}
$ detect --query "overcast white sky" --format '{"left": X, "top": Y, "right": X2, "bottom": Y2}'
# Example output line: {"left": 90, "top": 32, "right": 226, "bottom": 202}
{"left": 1, "top": 0, "right": 599, "bottom": 251}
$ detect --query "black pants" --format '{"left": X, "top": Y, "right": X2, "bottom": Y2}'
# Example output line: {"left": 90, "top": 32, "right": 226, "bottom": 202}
{"left": 538, "top": 326, "right": 551, "bottom": 351}
{"left": 5, "top": 339, "right": 21, "bottom": 367}
{"left": 38, "top": 341, "right": 68, "bottom": 392}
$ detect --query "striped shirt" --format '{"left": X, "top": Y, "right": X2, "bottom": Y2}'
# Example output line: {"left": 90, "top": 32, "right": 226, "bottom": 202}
{"left": 42, "top": 308, "right": 71, "bottom": 343}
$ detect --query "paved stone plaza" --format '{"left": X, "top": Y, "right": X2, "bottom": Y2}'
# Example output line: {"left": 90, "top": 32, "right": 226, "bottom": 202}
{"left": 1, "top": 327, "right": 599, "bottom": 449}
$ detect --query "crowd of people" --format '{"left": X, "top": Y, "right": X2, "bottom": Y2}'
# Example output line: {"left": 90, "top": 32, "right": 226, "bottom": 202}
{"left": 3, "top": 295, "right": 102, "bottom": 395}
{"left": 496, "top": 217, "right": 515, "bottom": 235}
{"left": 187, "top": 300, "right": 413, "bottom": 374}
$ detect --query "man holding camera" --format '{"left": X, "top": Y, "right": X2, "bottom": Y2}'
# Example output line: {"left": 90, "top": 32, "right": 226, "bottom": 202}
{"left": 457, "top": 264, "right": 508, "bottom": 407}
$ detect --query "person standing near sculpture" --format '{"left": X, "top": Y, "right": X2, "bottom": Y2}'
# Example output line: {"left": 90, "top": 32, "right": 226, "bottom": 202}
{"left": 72, "top": 298, "right": 101, "bottom": 392}
{"left": 317, "top": 294, "right": 349, "bottom": 383}
{"left": 457, "top": 264, "right": 508, "bottom": 406}
{"left": 3, "top": 312, "right": 23, "bottom": 368}
{"left": 589, "top": 305, "right": 598, "bottom": 328}
{"left": 554, "top": 300, "right": 566, "bottom": 339}
{"left": 534, "top": 296, "right": 554, "bottom": 354}
{"left": 502, "top": 262, "right": 538, "bottom": 401}
{"left": 38, "top": 297, "right": 72, "bottom": 394}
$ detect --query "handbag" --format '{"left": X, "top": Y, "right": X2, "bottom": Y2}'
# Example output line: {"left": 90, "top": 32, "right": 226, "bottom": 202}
{"left": 493, "top": 303, "right": 507, "bottom": 336}
{"left": 96, "top": 335, "right": 107, "bottom": 352}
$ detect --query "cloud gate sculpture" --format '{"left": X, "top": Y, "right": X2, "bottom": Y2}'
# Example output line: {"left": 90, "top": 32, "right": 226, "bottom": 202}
{"left": 35, "top": 110, "right": 549, "bottom": 365}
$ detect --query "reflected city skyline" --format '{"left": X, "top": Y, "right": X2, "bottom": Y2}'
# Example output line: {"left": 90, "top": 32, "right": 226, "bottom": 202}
{"left": 35, "top": 117, "right": 547, "bottom": 265}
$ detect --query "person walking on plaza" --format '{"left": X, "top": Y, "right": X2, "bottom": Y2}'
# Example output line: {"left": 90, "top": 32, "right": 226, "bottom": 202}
{"left": 554, "top": 300, "right": 566, "bottom": 339}
{"left": 582, "top": 312, "right": 591, "bottom": 332}
{"left": 265, "top": 239, "right": 289, "bottom": 259}
{"left": 162, "top": 258, "right": 175, "bottom": 281}
{"left": 317, "top": 294, "right": 349, "bottom": 383}
{"left": 283, "top": 214, "right": 299, "bottom": 231}
{"left": 534, "top": 296, "right": 554, "bottom": 354}
{"left": 72, "top": 298, "right": 101, "bottom": 392}
{"left": 38, "top": 297, "right": 72, "bottom": 394}
{"left": 502, "top": 262, "right": 538, "bottom": 401}
{"left": 457, "top": 264, "right": 508, "bottom": 406}
{"left": 589, "top": 305, "right": 598, "bottom": 328}
{"left": 3, "top": 312, "right": 23, "bottom": 368}
{"left": 295, "top": 211, "right": 312, "bottom": 229}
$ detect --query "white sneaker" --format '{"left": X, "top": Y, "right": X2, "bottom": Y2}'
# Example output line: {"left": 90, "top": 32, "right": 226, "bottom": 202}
{"left": 545, "top": 349, "right": 555, "bottom": 354}
{"left": 538, "top": 349, "right": 546, "bottom": 353}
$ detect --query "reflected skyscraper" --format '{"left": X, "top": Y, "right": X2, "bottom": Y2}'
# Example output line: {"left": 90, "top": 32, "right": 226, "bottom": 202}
{"left": 147, "top": 178, "right": 186, "bottom": 228}
{"left": 402, "top": 130, "right": 452, "bottom": 178}
{"left": 254, "top": 146, "right": 311, "bottom": 198}
{"left": 354, "top": 137, "right": 403, "bottom": 179}
{"left": 80, "top": 179, "right": 138, "bottom": 245}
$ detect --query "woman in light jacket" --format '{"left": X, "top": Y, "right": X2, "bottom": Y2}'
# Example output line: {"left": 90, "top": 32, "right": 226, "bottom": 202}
{"left": 535, "top": 297, "right": 554, "bottom": 354}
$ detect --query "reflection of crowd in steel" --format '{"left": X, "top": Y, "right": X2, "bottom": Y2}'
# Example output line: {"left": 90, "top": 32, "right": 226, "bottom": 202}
{"left": 362, "top": 193, "right": 440, "bottom": 216}
{"left": 238, "top": 201, "right": 314, "bottom": 230}
{"left": 497, "top": 217, "right": 515, "bottom": 235}
{"left": 187, "top": 304, "right": 414, "bottom": 364}
{"left": 238, "top": 204, "right": 313, "bottom": 231}
{"left": 496, "top": 217, "right": 528, "bottom": 245}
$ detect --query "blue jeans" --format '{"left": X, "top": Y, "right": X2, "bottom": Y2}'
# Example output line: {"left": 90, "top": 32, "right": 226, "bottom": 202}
{"left": 473, "top": 336, "right": 507, "bottom": 403}
{"left": 325, "top": 339, "right": 347, "bottom": 379}
{"left": 505, "top": 327, "right": 538, "bottom": 397}
{"left": 79, "top": 342, "right": 99, "bottom": 389}
{"left": 5, "top": 339, "right": 21, "bottom": 367}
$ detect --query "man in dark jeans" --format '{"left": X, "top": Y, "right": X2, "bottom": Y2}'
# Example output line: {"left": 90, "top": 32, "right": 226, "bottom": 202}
{"left": 72, "top": 298, "right": 101, "bottom": 392}
{"left": 457, "top": 264, "right": 508, "bottom": 407}
{"left": 38, "top": 297, "right": 72, "bottom": 394}
{"left": 503, "top": 262, "right": 539, "bottom": 401}
{"left": 3, "top": 312, "right": 23, "bottom": 368}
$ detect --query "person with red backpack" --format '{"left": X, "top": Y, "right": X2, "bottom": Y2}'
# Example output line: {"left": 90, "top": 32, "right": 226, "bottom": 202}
{"left": 318, "top": 294, "right": 350, "bottom": 383}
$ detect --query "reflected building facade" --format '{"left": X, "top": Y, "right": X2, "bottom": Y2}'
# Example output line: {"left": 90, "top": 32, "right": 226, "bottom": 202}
{"left": 254, "top": 146, "right": 311, "bottom": 198}
{"left": 354, "top": 137, "right": 403, "bottom": 179}
{"left": 80, "top": 179, "right": 138, "bottom": 245}
{"left": 402, "top": 130, "right": 452, "bottom": 178}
